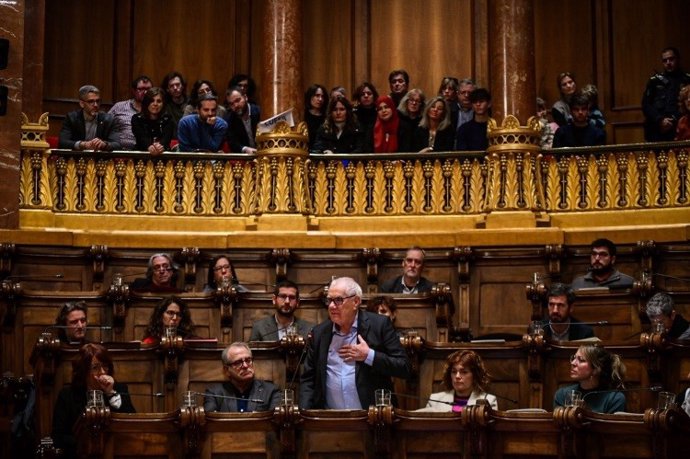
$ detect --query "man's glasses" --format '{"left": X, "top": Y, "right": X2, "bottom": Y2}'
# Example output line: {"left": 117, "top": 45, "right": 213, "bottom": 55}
{"left": 323, "top": 294, "right": 356, "bottom": 307}
{"left": 153, "top": 264, "right": 171, "bottom": 272}
{"left": 226, "top": 357, "right": 253, "bottom": 369}
{"left": 82, "top": 99, "right": 101, "bottom": 105}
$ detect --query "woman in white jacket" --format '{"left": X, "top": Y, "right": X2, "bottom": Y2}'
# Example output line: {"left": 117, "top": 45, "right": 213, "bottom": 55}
{"left": 419, "top": 350, "right": 498, "bottom": 412}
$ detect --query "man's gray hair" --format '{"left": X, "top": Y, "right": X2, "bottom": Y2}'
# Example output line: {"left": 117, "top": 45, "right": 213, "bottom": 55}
{"left": 330, "top": 276, "right": 362, "bottom": 298}
{"left": 221, "top": 342, "right": 252, "bottom": 365}
{"left": 645, "top": 292, "right": 674, "bottom": 318}
{"left": 78, "top": 85, "right": 100, "bottom": 100}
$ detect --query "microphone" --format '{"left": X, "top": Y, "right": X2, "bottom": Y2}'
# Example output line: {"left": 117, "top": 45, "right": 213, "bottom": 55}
{"left": 581, "top": 385, "right": 663, "bottom": 402}
{"left": 651, "top": 273, "right": 690, "bottom": 283}
{"left": 4, "top": 274, "right": 64, "bottom": 280}
{"left": 118, "top": 392, "right": 165, "bottom": 398}
{"left": 44, "top": 325, "right": 113, "bottom": 333}
{"left": 191, "top": 390, "right": 263, "bottom": 404}
{"left": 116, "top": 271, "right": 152, "bottom": 279}
{"left": 394, "top": 391, "right": 518, "bottom": 406}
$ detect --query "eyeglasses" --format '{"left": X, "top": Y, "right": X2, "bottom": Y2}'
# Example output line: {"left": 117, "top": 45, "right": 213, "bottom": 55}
{"left": 164, "top": 310, "right": 182, "bottom": 318}
{"left": 590, "top": 251, "right": 610, "bottom": 259}
{"left": 213, "top": 264, "right": 231, "bottom": 272}
{"left": 153, "top": 264, "right": 171, "bottom": 272}
{"left": 82, "top": 99, "right": 101, "bottom": 105}
{"left": 323, "top": 294, "right": 356, "bottom": 307}
{"left": 276, "top": 294, "right": 298, "bottom": 302}
{"left": 226, "top": 357, "right": 253, "bottom": 369}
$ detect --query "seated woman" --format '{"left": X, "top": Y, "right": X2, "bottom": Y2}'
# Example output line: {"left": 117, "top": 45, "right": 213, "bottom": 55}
{"left": 352, "top": 82, "right": 379, "bottom": 134}
{"left": 142, "top": 296, "right": 197, "bottom": 344}
{"left": 369, "top": 95, "right": 401, "bottom": 153}
{"left": 551, "top": 71, "right": 577, "bottom": 127}
{"left": 366, "top": 295, "right": 397, "bottom": 325}
{"left": 183, "top": 79, "right": 227, "bottom": 118}
{"left": 418, "top": 350, "right": 498, "bottom": 412}
{"left": 675, "top": 85, "right": 690, "bottom": 141}
{"left": 52, "top": 344, "right": 135, "bottom": 457}
{"left": 131, "top": 87, "right": 174, "bottom": 154}
{"left": 304, "top": 84, "right": 329, "bottom": 150}
{"left": 312, "top": 96, "right": 365, "bottom": 154}
{"left": 397, "top": 89, "right": 426, "bottom": 151}
{"left": 554, "top": 344, "right": 626, "bottom": 413}
{"left": 203, "top": 255, "right": 248, "bottom": 293}
{"left": 412, "top": 96, "right": 455, "bottom": 152}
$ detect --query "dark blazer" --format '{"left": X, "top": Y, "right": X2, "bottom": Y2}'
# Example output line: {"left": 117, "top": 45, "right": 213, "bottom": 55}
{"left": 542, "top": 316, "right": 595, "bottom": 341}
{"left": 204, "top": 379, "right": 280, "bottom": 412}
{"left": 411, "top": 125, "right": 455, "bottom": 152}
{"left": 249, "top": 315, "right": 315, "bottom": 341}
{"left": 224, "top": 104, "right": 260, "bottom": 152}
{"left": 131, "top": 113, "right": 174, "bottom": 151}
{"left": 58, "top": 110, "right": 122, "bottom": 150}
{"left": 552, "top": 123, "right": 606, "bottom": 148}
{"left": 379, "top": 275, "right": 434, "bottom": 294}
{"left": 299, "top": 310, "right": 411, "bottom": 409}
{"left": 52, "top": 382, "right": 135, "bottom": 457}
{"left": 311, "top": 125, "right": 365, "bottom": 153}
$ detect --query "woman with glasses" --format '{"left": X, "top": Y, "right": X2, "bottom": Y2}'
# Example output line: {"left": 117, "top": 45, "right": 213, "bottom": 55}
{"left": 131, "top": 87, "right": 174, "bottom": 154}
{"left": 142, "top": 296, "right": 197, "bottom": 344}
{"left": 397, "top": 89, "right": 426, "bottom": 151}
{"left": 203, "top": 255, "right": 247, "bottom": 293}
{"left": 418, "top": 350, "right": 497, "bottom": 412}
{"left": 52, "top": 343, "right": 135, "bottom": 457}
{"left": 183, "top": 79, "right": 226, "bottom": 118}
{"left": 554, "top": 345, "right": 626, "bottom": 413}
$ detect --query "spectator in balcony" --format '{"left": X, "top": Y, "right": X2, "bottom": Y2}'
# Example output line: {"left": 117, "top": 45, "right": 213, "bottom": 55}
{"left": 108, "top": 75, "right": 152, "bottom": 150}
{"left": 438, "top": 77, "right": 461, "bottom": 130}
{"left": 331, "top": 86, "right": 347, "bottom": 102}
{"left": 552, "top": 91, "right": 606, "bottom": 148}
{"left": 312, "top": 97, "right": 365, "bottom": 154}
{"left": 369, "top": 95, "right": 401, "bottom": 153}
{"left": 224, "top": 86, "right": 259, "bottom": 154}
{"left": 131, "top": 87, "right": 174, "bottom": 154}
{"left": 380, "top": 246, "right": 434, "bottom": 294}
{"left": 645, "top": 292, "right": 690, "bottom": 339}
{"left": 366, "top": 296, "right": 398, "bottom": 325}
{"left": 52, "top": 344, "right": 135, "bottom": 458}
{"left": 204, "top": 342, "right": 280, "bottom": 412}
{"left": 412, "top": 96, "right": 455, "bottom": 152}
{"left": 554, "top": 344, "right": 626, "bottom": 413}
{"left": 552, "top": 71, "right": 577, "bottom": 127}
{"left": 228, "top": 73, "right": 258, "bottom": 105}
{"left": 417, "top": 350, "right": 498, "bottom": 412}
{"left": 456, "top": 78, "right": 476, "bottom": 131}
{"left": 142, "top": 296, "right": 197, "bottom": 344}
{"left": 536, "top": 97, "right": 556, "bottom": 149}
{"left": 581, "top": 83, "right": 605, "bottom": 129}
{"left": 161, "top": 71, "right": 189, "bottom": 134}
{"left": 130, "top": 253, "right": 182, "bottom": 293}
{"left": 570, "top": 238, "right": 634, "bottom": 290}
{"left": 388, "top": 69, "right": 410, "bottom": 108}
{"left": 177, "top": 94, "right": 228, "bottom": 152}
{"left": 397, "top": 89, "right": 426, "bottom": 152}
{"left": 304, "top": 84, "right": 329, "bottom": 149}
{"left": 58, "top": 85, "right": 121, "bottom": 151}
{"left": 299, "top": 277, "right": 410, "bottom": 409}
{"left": 54, "top": 301, "right": 88, "bottom": 344}
{"left": 183, "top": 80, "right": 227, "bottom": 119}
{"left": 537, "top": 283, "right": 594, "bottom": 341}
{"left": 642, "top": 47, "right": 690, "bottom": 142}
{"left": 249, "top": 280, "right": 314, "bottom": 341}
{"left": 456, "top": 88, "right": 492, "bottom": 151}
{"left": 203, "top": 255, "right": 247, "bottom": 293}
{"left": 352, "top": 82, "right": 379, "bottom": 135}
{"left": 675, "top": 85, "right": 690, "bottom": 141}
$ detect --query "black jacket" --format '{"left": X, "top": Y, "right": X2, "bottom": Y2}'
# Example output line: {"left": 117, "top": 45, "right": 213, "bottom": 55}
{"left": 59, "top": 110, "right": 122, "bottom": 150}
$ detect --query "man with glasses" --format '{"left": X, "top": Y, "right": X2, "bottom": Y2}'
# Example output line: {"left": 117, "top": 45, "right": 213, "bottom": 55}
{"left": 204, "top": 342, "right": 280, "bottom": 412}
{"left": 249, "top": 280, "right": 314, "bottom": 341}
{"left": 642, "top": 47, "right": 690, "bottom": 141}
{"left": 300, "top": 277, "right": 410, "bottom": 409}
{"left": 380, "top": 246, "right": 434, "bottom": 294}
{"left": 570, "top": 238, "right": 634, "bottom": 291}
{"left": 456, "top": 78, "right": 476, "bottom": 133}
{"left": 108, "top": 75, "right": 153, "bottom": 149}
{"left": 130, "top": 253, "right": 182, "bottom": 293}
{"left": 58, "top": 84, "right": 121, "bottom": 151}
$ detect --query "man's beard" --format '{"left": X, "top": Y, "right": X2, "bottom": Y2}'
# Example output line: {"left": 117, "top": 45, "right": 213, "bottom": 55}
{"left": 277, "top": 307, "right": 294, "bottom": 318}
{"left": 590, "top": 263, "right": 613, "bottom": 276}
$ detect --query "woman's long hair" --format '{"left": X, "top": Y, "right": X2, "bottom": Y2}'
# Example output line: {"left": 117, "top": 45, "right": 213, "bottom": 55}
{"left": 143, "top": 296, "right": 194, "bottom": 339}
{"left": 72, "top": 343, "right": 113, "bottom": 388}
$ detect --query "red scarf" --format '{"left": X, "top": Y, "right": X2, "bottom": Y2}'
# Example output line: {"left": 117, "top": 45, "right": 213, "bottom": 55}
{"left": 373, "top": 96, "right": 400, "bottom": 152}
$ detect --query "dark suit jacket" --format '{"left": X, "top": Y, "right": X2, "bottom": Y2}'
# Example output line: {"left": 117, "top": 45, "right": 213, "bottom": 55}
{"left": 249, "top": 315, "right": 314, "bottom": 341}
{"left": 311, "top": 125, "right": 365, "bottom": 153}
{"left": 58, "top": 110, "right": 122, "bottom": 150}
{"left": 204, "top": 379, "right": 280, "bottom": 412}
{"left": 379, "top": 275, "right": 434, "bottom": 294}
{"left": 224, "top": 104, "right": 260, "bottom": 152}
{"left": 542, "top": 316, "right": 595, "bottom": 341}
{"left": 299, "top": 310, "right": 411, "bottom": 409}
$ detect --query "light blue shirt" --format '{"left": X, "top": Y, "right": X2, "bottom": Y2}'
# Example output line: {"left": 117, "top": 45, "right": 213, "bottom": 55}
{"left": 325, "top": 312, "right": 375, "bottom": 409}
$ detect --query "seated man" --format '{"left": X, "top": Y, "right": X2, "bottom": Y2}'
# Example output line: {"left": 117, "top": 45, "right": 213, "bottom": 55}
{"left": 249, "top": 280, "right": 314, "bottom": 341}
{"left": 455, "top": 88, "right": 491, "bottom": 151}
{"left": 177, "top": 94, "right": 228, "bottom": 152}
{"left": 570, "top": 238, "right": 635, "bottom": 290}
{"left": 204, "top": 342, "right": 280, "bottom": 412}
{"left": 108, "top": 75, "right": 152, "bottom": 149}
{"left": 54, "top": 301, "right": 88, "bottom": 343}
{"left": 224, "top": 86, "right": 260, "bottom": 154}
{"left": 552, "top": 91, "right": 606, "bottom": 148}
{"left": 380, "top": 246, "right": 434, "bottom": 294}
{"left": 539, "top": 283, "right": 594, "bottom": 341}
{"left": 130, "top": 253, "right": 182, "bottom": 293}
{"left": 58, "top": 85, "right": 121, "bottom": 151}
{"left": 645, "top": 292, "right": 690, "bottom": 339}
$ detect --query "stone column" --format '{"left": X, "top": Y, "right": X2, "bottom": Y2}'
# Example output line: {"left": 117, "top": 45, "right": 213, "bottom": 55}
{"left": 488, "top": 0, "right": 536, "bottom": 124}
{"left": 0, "top": 0, "right": 25, "bottom": 229}
{"left": 260, "top": 0, "right": 303, "bottom": 120}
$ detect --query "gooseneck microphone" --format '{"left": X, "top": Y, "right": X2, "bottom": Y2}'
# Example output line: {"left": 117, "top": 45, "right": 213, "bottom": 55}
{"left": 188, "top": 390, "right": 263, "bottom": 404}
{"left": 581, "top": 385, "right": 663, "bottom": 402}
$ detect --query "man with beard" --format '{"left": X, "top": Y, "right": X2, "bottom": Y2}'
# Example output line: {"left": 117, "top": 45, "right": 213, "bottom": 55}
{"left": 161, "top": 71, "right": 189, "bottom": 134}
{"left": 571, "top": 239, "right": 634, "bottom": 290}
{"left": 249, "top": 280, "right": 314, "bottom": 341}
{"left": 54, "top": 301, "right": 88, "bottom": 343}
{"left": 204, "top": 342, "right": 280, "bottom": 412}
{"left": 224, "top": 86, "right": 260, "bottom": 154}
{"left": 58, "top": 85, "right": 121, "bottom": 151}
{"left": 380, "top": 246, "right": 434, "bottom": 294}
{"left": 108, "top": 75, "right": 152, "bottom": 149}
{"left": 540, "top": 283, "right": 594, "bottom": 341}
{"left": 176, "top": 94, "right": 228, "bottom": 152}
